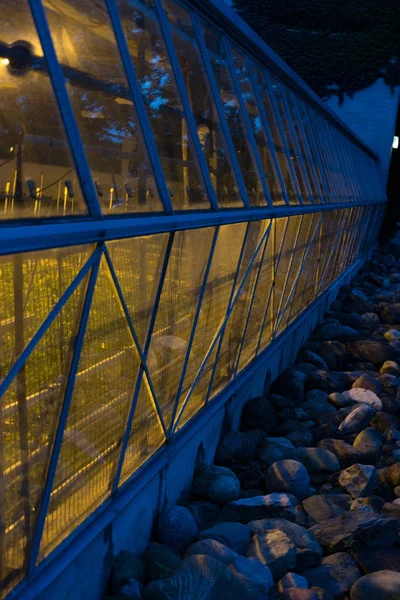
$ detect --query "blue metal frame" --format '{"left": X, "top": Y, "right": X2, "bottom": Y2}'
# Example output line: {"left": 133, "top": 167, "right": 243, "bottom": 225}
{"left": 112, "top": 232, "right": 175, "bottom": 491}
{"left": 154, "top": 0, "right": 219, "bottom": 211}
{"left": 105, "top": 0, "right": 174, "bottom": 214}
{"left": 28, "top": 0, "right": 102, "bottom": 219}
{"left": 192, "top": 11, "right": 250, "bottom": 209}
{"left": 27, "top": 248, "right": 102, "bottom": 573}
{"left": 223, "top": 37, "right": 273, "bottom": 208}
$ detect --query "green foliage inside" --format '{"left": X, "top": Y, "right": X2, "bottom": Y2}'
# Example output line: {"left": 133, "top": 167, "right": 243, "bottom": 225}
{"left": 233, "top": 0, "right": 400, "bottom": 102}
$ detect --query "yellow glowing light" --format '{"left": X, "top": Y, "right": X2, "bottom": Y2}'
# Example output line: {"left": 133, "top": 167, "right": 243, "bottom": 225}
{"left": 1, "top": 58, "right": 10, "bottom": 66}
{"left": 9, "top": 147, "right": 14, "bottom": 152}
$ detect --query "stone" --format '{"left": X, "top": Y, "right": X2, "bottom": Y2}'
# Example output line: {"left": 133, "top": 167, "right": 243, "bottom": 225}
{"left": 342, "top": 388, "right": 382, "bottom": 410}
{"left": 184, "top": 539, "right": 238, "bottom": 565}
{"left": 378, "top": 302, "right": 400, "bottom": 325}
{"left": 306, "top": 370, "right": 345, "bottom": 394}
{"left": 301, "top": 350, "right": 329, "bottom": 370}
{"left": 192, "top": 465, "right": 240, "bottom": 505}
{"left": 302, "top": 390, "right": 338, "bottom": 425}
{"left": 353, "top": 427, "right": 383, "bottom": 463}
{"left": 328, "top": 392, "right": 355, "bottom": 408}
{"left": 118, "top": 579, "right": 142, "bottom": 599}
{"left": 350, "top": 570, "right": 400, "bottom": 600}
{"left": 309, "top": 510, "right": 400, "bottom": 553}
{"left": 381, "top": 502, "right": 400, "bottom": 519}
{"left": 381, "top": 360, "right": 400, "bottom": 376}
{"left": 143, "top": 554, "right": 257, "bottom": 600}
{"left": 279, "top": 573, "right": 309, "bottom": 593}
{"left": 241, "top": 396, "right": 277, "bottom": 433}
{"left": 110, "top": 551, "right": 145, "bottom": 592}
{"left": 371, "top": 410, "right": 398, "bottom": 431}
{"left": 342, "top": 288, "right": 375, "bottom": 313}
{"left": 347, "top": 340, "right": 396, "bottom": 365}
{"left": 142, "top": 543, "right": 181, "bottom": 583}
{"left": 199, "top": 522, "right": 250, "bottom": 555}
{"left": 354, "top": 547, "right": 400, "bottom": 574}
{"left": 313, "top": 423, "right": 343, "bottom": 443}
{"left": 269, "top": 394, "right": 297, "bottom": 411}
{"left": 314, "top": 321, "right": 359, "bottom": 342}
{"left": 229, "top": 555, "right": 273, "bottom": 599}
{"left": 318, "top": 341, "right": 349, "bottom": 371}
{"left": 258, "top": 438, "right": 297, "bottom": 466}
{"left": 271, "top": 371, "right": 306, "bottom": 403}
{"left": 303, "top": 552, "right": 360, "bottom": 599}
{"left": 379, "top": 373, "right": 400, "bottom": 396}
{"left": 302, "top": 494, "right": 349, "bottom": 524}
{"left": 338, "top": 464, "right": 378, "bottom": 498}
{"left": 352, "top": 373, "right": 381, "bottom": 394}
{"left": 228, "top": 458, "right": 267, "bottom": 491}
{"left": 295, "top": 448, "right": 340, "bottom": 474}
{"left": 157, "top": 506, "right": 198, "bottom": 553}
{"left": 218, "top": 493, "right": 296, "bottom": 523}
{"left": 384, "top": 328, "right": 400, "bottom": 341}
{"left": 282, "top": 591, "right": 318, "bottom": 600}
{"left": 248, "top": 518, "right": 322, "bottom": 570}
{"left": 266, "top": 460, "right": 310, "bottom": 501}
{"left": 287, "top": 430, "right": 314, "bottom": 447}
{"left": 338, "top": 404, "right": 375, "bottom": 434}
{"left": 186, "top": 501, "right": 220, "bottom": 530}
{"left": 247, "top": 530, "right": 296, "bottom": 579}
{"left": 361, "top": 312, "right": 381, "bottom": 330}
{"left": 328, "top": 311, "right": 365, "bottom": 329}
{"left": 215, "top": 432, "right": 257, "bottom": 464}
{"left": 383, "top": 462, "right": 400, "bottom": 487}
{"left": 317, "top": 439, "right": 362, "bottom": 466}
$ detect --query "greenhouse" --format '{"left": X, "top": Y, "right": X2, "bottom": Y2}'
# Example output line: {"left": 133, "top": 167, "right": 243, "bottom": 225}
{"left": 0, "top": 0, "right": 386, "bottom": 598}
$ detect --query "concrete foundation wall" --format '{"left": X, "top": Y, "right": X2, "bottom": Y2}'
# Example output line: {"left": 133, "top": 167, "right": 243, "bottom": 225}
{"left": 12, "top": 254, "right": 372, "bottom": 600}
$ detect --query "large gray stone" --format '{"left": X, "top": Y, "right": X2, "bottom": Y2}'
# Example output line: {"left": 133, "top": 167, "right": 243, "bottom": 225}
{"left": 248, "top": 518, "right": 322, "bottom": 570}
{"left": 317, "top": 438, "right": 362, "bottom": 466}
{"left": 379, "top": 373, "right": 400, "bottom": 396}
{"left": 271, "top": 370, "right": 306, "bottom": 403}
{"left": 354, "top": 547, "right": 400, "bottom": 573}
{"left": 229, "top": 555, "right": 274, "bottom": 599}
{"left": 342, "top": 388, "right": 382, "bottom": 410}
{"left": 247, "top": 530, "right": 296, "bottom": 579}
{"left": 353, "top": 427, "right": 383, "bottom": 463}
{"left": 199, "top": 522, "right": 250, "bottom": 555}
{"left": 143, "top": 554, "right": 258, "bottom": 600}
{"left": 381, "top": 360, "right": 400, "bottom": 376}
{"left": 318, "top": 340, "right": 349, "bottom": 371}
{"left": 184, "top": 539, "right": 238, "bottom": 565}
{"left": 347, "top": 340, "right": 396, "bottom": 365}
{"left": 302, "top": 390, "right": 338, "bottom": 425}
{"left": 303, "top": 552, "right": 360, "bottom": 599}
{"left": 215, "top": 432, "right": 257, "bottom": 464}
{"left": 314, "top": 321, "right": 359, "bottom": 342}
{"left": 301, "top": 350, "right": 329, "bottom": 370}
{"left": 258, "top": 438, "right": 297, "bottom": 466}
{"left": 338, "top": 464, "right": 378, "bottom": 498}
{"left": 342, "top": 289, "right": 375, "bottom": 314}
{"left": 282, "top": 591, "right": 318, "bottom": 600}
{"left": 338, "top": 404, "right": 375, "bottom": 434}
{"left": 302, "top": 494, "right": 349, "bottom": 524}
{"left": 328, "top": 392, "right": 355, "bottom": 408}
{"left": 306, "top": 370, "right": 345, "bottom": 394}
{"left": 278, "top": 572, "right": 309, "bottom": 592}
{"left": 241, "top": 396, "right": 277, "bottom": 433}
{"left": 192, "top": 465, "right": 240, "bottom": 505}
{"left": 378, "top": 302, "right": 400, "bottom": 325}
{"left": 110, "top": 551, "right": 145, "bottom": 592}
{"left": 218, "top": 493, "right": 295, "bottom": 524}
{"left": 157, "top": 506, "right": 198, "bottom": 553}
{"left": 266, "top": 460, "right": 310, "bottom": 501}
{"left": 352, "top": 373, "right": 381, "bottom": 395}
{"left": 142, "top": 543, "right": 182, "bottom": 583}
{"left": 350, "top": 570, "right": 400, "bottom": 600}
{"left": 310, "top": 510, "right": 400, "bottom": 553}
{"left": 186, "top": 501, "right": 220, "bottom": 530}
{"left": 295, "top": 447, "right": 340, "bottom": 474}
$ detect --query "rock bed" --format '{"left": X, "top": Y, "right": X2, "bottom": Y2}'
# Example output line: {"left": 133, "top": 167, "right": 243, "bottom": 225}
{"left": 106, "top": 243, "right": 400, "bottom": 600}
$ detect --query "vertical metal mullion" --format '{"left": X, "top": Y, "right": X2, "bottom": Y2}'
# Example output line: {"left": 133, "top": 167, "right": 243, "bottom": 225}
{"left": 234, "top": 221, "right": 271, "bottom": 375}
{"left": 28, "top": 0, "right": 102, "bottom": 218}
{"left": 105, "top": 0, "right": 173, "bottom": 214}
{"left": 291, "top": 97, "right": 324, "bottom": 203}
{"left": 204, "top": 223, "right": 251, "bottom": 402}
{"left": 27, "top": 248, "right": 102, "bottom": 573}
{"left": 264, "top": 71, "right": 303, "bottom": 204}
{"left": 223, "top": 38, "right": 273, "bottom": 208}
{"left": 154, "top": 0, "right": 219, "bottom": 211}
{"left": 168, "top": 227, "right": 219, "bottom": 436}
{"left": 301, "top": 104, "right": 332, "bottom": 203}
{"left": 281, "top": 90, "right": 314, "bottom": 204}
{"left": 314, "top": 114, "right": 340, "bottom": 203}
{"left": 192, "top": 12, "right": 251, "bottom": 209}
{"left": 112, "top": 232, "right": 175, "bottom": 492}
{"left": 247, "top": 59, "right": 290, "bottom": 206}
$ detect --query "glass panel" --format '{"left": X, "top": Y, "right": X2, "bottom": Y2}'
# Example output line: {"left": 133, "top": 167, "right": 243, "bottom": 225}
{"left": 237, "top": 223, "right": 274, "bottom": 371}
{"left": 297, "top": 101, "right": 329, "bottom": 203}
{"left": 0, "top": 274, "right": 88, "bottom": 598}
{"left": 106, "top": 233, "right": 169, "bottom": 348}
{"left": 0, "top": 247, "right": 91, "bottom": 382}
{"left": 116, "top": 0, "right": 208, "bottom": 210}
{"left": 174, "top": 222, "right": 247, "bottom": 429}
{"left": 162, "top": 0, "right": 243, "bottom": 208}
{"left": 252, "top": 64, "right": 298, "bottom": 205}
{"left": 147, "top": 227, "right": 215, "bottom": 430}
{"left": 39, "top": 256, "right": 141, "bottom": 560}
{"left": 269, "top": 77, "right": 311, "bottom": 204}
{"left": 120, "top": 372, "right": 166, "bottom": 485}
{"left": 273, "top": 214, "right": 302, "bottom": 321}
{"left": 200, "top": 21, "right": 267, "bottom": 206}
{"left": 209, "top": 220, "right": 270, "bottom": 398}
{"left": 44, "top": 0, "right": 163, "bottom": 214}
{"left": 0, "top": 0, "right": 88, "bottom": 219}
{"left": 231, "top": 48, "right": 284, "bottom": 206}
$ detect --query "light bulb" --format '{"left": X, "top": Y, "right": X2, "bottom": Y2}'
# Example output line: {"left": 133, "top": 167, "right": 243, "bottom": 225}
{"left": 1, "top": 58, "right": 9, "bottom": 66}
